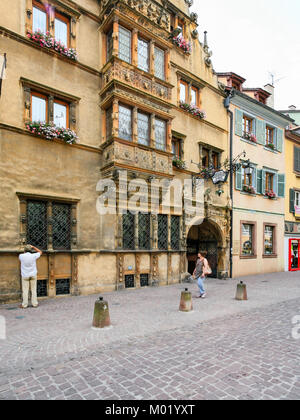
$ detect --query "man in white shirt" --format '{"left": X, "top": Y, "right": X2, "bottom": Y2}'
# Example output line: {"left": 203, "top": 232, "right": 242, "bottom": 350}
{"left": 19, "top": 244, "right": 43, "bottom": 309}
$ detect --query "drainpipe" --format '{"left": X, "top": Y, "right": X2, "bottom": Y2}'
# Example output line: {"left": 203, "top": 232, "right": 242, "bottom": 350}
{"left": 224, "top": 90, "right": 235, "bottom": 278}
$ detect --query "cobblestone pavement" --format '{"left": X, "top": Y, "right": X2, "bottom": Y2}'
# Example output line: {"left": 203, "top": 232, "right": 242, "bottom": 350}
{"left": 0, "top": 272, "right": 300, "bottom": 400}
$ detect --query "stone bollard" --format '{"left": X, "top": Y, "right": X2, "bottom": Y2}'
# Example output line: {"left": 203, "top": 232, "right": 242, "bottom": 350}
{"left": 92, "top": 296, "right": 111, "bottom": 329}
{"left": 179, "top": 288, "right": 193, "bottom": 312}
{"left": 235, "top": 281, "right": 248, "bottom": 301}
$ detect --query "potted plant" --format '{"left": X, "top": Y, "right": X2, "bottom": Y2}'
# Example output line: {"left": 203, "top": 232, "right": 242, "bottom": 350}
{"left": 172, "top": 157, "right": 186, "bottom": 170}
{"left": 243, "top": 185, "right": 256, "bottom": 195}
{"left": 266, "top": 143, "right": 275, "bottom": 151}
{"left": 243, "top": 132, "right": 257, "bottom": 143}
{"left": 27, "top": 30, "right": 78, "bottom": 61}
{"left": 172, "top": 36, "right": 192, "bottom": 54}
{"left": 179, "top": 102, "right": 206, "bottom": 119}
{"left": 26, "top": 121, "right": 78, "bottom": 144}
{"left": 265, "top": 190, "right": 277, "bottom": 199}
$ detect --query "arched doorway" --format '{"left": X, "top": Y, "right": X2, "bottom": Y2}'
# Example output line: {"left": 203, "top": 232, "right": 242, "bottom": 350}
{"left": 187, "top": 219, "right": 223, "bottom": 278}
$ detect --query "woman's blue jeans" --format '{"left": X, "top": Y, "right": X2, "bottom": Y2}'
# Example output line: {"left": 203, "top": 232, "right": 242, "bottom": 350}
{"left": 197, "top": 276, "right": 206, "bottom": 295}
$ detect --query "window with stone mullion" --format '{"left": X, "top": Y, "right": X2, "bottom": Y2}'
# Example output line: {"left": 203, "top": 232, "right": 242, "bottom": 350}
{"left": 138, "top": 213, "right": 151, "bottom": 250}
{"left": 138, "top": 38, "right": 149, "bottom": 73}
{"left": 137, "top": 112, "right": 150, "bottom": 146}
{"left": 119, "top": 26, "right": 132, "bottom": 64}
{"left": 155, "top": 118, "right": 166, "bottom": 151}
{"left": 119, "top": 105, "right": 132, "bottom": 141}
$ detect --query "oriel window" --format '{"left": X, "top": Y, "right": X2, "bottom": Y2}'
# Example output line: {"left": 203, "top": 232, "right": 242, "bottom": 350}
{"left": 137, "top": 112, "right": 150, "bottom": 146}
{"left": 119, "top": 104, "right": 132, "bottom": 141}
{"left": 138, "top": 38, "right": 150, "bottom": 73}
{"left": 154, "top": 47, "right": 165, "bottom": 81}
{"left": 119, "top": 26, "right": 132, "bottom": 64}
{"left": 155, "top": 118, "right": 166, "bottom": 151}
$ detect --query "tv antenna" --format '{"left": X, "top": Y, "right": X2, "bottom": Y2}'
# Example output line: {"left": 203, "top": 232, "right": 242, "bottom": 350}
{"left": 268, "top": 71, "right": 285, "bottom": 86}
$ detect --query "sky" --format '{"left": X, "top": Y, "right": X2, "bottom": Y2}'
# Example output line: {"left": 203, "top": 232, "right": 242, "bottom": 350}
{"left": 191, "top": 0, "right": 300, "bottom": 110}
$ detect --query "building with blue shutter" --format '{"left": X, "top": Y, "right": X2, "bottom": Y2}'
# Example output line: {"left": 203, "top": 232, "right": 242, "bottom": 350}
{"left": 218, "top": 73, "right": 292, "bottom": 277}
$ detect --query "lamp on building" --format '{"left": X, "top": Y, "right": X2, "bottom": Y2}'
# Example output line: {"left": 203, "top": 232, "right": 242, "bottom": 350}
{"left": 244, "top": 159, "right": 254, "bottom": 176}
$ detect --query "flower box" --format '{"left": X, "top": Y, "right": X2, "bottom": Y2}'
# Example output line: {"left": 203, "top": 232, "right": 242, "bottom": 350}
{"left": 179, "top": 102, "right": 206, "bottom": 119}
{"left": 200, "top": 168, "right": 215, "bottom": 179}
{"left": 266, "top": 143, "right": 275, "bottom": 151}
{"left": 265, "top": 190, "right": 277, "bottom": 199}
{"left": 27, "top": 30, "right": 78, "bottom": 61}
{"left": 243, "top": 133, "right": 257, "bottom": 143}
{"left": 172, "top": 36, "right": 192, "bottom": 54}
{"left": 242, "top": 185, "right": 256, "bottom": 195}
{"left": 172, "top": 157, "right": 186, "bottom": 170}
{"left": 26, "top": 121, "right": 78, "bottom": 144}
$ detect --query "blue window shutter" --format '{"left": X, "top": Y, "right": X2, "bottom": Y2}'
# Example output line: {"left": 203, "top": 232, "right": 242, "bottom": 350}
{"left": 256, "top": 119, "right": 266, "bottom": 145}
{"left": 252, "top": 118, "right": 256, "bottom": 136}
{"left": 274, "top": 173, "right": 278, "bottom": 196}
{"left": 235, "top": 165, "right": 242, "bottom": 190}
{"left": 235, "top": 109, "right": 243, "bottom": 137}
{"left": 276, "top": 129, "right": 284, "bottom": 153}
{"left": 256, "top": 169, "right": 262, "bottom": 194}
{"left": 252, "top": 167, "right": 257, "bottom": 190}
{"left": 290, "top": 189, "right": 295, "bottom": 213}
{"left": 278, "top": 174, "right": 285, "bottom": 198}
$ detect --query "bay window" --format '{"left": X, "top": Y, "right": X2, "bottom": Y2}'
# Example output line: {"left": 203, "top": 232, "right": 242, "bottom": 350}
{"left": 154, "top": 47, "right": 165, "bottom": 81}
{"left": 119, "top": 104, "right": 132, "bottom": 141}
{"left": 138, "top": 38, "right": 150, "bottom": 73}
{"left": 155, "top": 118, "right": 166, "bottom": 151}
{"left": 119, "top": 26, "right": 132, "bottom": 64}
{"left": 137, "top": 112, "right": 150, "bottom": 146}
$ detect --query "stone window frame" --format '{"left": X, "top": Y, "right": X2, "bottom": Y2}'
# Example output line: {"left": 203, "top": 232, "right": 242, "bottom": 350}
{"left": 198, "top": 142, "right": 223, "bottom": 171}
{"left": 21, "top": 78, "right": 80, "bottom": 131}
{"left": 240, "top": 220, "right": 257, "bottom": 260}
{"left": 25, "top": 0, "right": 79, "bottom": 50}
{"left": 177, "top": 72, "right": 203, "bottom": 108}
{"left": 263, "top": 223, "right": 278, "bottom": 259}
{"left": 17, "top": 193, "right": 79, "bottom": 251}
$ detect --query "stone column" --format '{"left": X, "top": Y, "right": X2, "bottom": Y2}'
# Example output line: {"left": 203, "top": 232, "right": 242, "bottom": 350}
{"left": 132, "top": 29, "right": 138, "bottom": 67}
{"left": 133, "top": 106, "right": 138, "bottom": 143}
{"left": 150, "top": 113, "right": 156, "bottom": 148}
{"left": 24, "top": 86, "right": 31, "bottom": 123}
{"left": 165, "top": 49, "right": 171, "bottom": 83}
{"left": 112, "top": 98, "right": 119, "bottom": 138}
{"left": 48, "top": 96, "right": 54, "bottom": 124}
{"left": 70, "top": 18, "right": 77, "bottom": 49}
{"left": 167, "top": 120, "right": 172, "bottom": 153}
{"left": 150, "top": 40, "right": 155, "bottom": 76}
{"left": 112, "top": 17, "right": 119, "bottom": 57}
{"left": 25, "top": 0, "right": 33, "bottom": 33}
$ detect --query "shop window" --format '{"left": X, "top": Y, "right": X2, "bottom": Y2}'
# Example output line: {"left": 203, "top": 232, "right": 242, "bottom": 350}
{"left": 138, "top": 38, "right": 150, "bottom": 73}
{"left": 241, "top": 223, "right": 256, "bottom": 257}
{"left": 119, "top": 104, "right": 132, "bottom": 141}
{"left": 119, "top": 26, "right": 132, "bottom": 64}
{"left": 264, "top": 225, "right": 276, "bottom": 256}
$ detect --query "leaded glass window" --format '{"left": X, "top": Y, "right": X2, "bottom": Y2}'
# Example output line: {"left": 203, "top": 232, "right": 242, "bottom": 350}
{"left": 119, "top": 105, "right": 132, "bottom": 141}
{"left": 154, "top": 47, "right": 165, "bottom": 80}
{"left": 137, "top": 112, "right": 150, "bottom": 146}
{"left": 171, "top": 216, "right": 180, "bottom": 250}
{"left": 106, "top": 106, "right": 113, "bottom": 140}
{"left": 158, "top": 214, "right": 168, "bottom": 250}
{"left": 52, "top": 203, "right": 71, "bottom": 250}
{"left": 138, "top": 213, "right": 151, "bottom": 250}
{"left": 138, "top": 38, "right": 149, "bottom": 72}
{"left": 123, "top": 213, "right": 135, "bottom": 250}
{"left": 119, "top": 26, "right": 131, "bottom": 64}
{"left": 155, "top": 118, "right": 166, "bottom": 151}
{"left": 27, "top": 201, "right": 48, "bottom": 250}
{"left": 107, "top": 29, "right": 113, "bottom": 62}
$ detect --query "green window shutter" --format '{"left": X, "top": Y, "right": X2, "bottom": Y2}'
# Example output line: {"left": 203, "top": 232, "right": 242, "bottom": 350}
{"left": 277, "top": 174, "right": 285, "bottom": 198}
{"left": 235, "top": 165, "right": 242, "bottom": 190}
{"left": 252, "top": 167, "right": 257, "bottom": 190}
{"left": 294, "top": 146, "right": 300, "bottom": 172}
{"left": 256, "top": 119, "right": 266, "bottom": 145}
{"left": 290, "top": 189, "right": 295, "bottom": 213}
{"left": 274, "top": 173, "right": 278, "bottom": 196}
{"left": 235, "top": 109, "right": 243, "bottom": 137}
{"left": 256, "top": 169, "right": 262, "bottom": 194}
{"left": 276, "top": 129, "right": 284, "bottom": 153}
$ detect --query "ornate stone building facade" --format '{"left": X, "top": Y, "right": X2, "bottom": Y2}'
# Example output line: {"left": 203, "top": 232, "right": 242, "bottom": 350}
{"left": 0, "top": 0, "right": 230, "bottom": 303}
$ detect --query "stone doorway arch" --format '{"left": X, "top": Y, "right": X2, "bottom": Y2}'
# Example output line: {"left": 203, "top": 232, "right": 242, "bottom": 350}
{"left": 186, "top": 218, "right": 228, "bottom": 279}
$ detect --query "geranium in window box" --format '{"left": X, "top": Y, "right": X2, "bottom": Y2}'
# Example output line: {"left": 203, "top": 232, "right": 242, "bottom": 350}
{"left": 266, "top": 143, "right": 275, "bottom": 151}
{"left": 200, "top": 167, "right": 215, "bottom": 179}
{"left": 265, "top": 190, "right": 277, "bottom": 199}
{"left": 243, "top": 133, "right": 257, "bottom": 143}
{"left": 172, "top": 157, "right": 186, "bottom": 170}
{"left": 26, "top": 121, "right": 78, "bottom": 144}
{"left": 243, "top": 185, "right": 256, "bottom": 195}
{"left": 179, "top": 102, "right": 206, "bottom": 119}
{"left": 27, "top": 30, "right": 78, "bottom": 61}
{"left": 172, "top": 36, "right": 192, "bottom": 54}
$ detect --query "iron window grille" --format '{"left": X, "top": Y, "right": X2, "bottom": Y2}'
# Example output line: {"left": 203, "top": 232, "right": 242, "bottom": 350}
{"left": 37, "top": 280, "right": 48, "bottom": 297}
{"left": 171, "top": 216, "right": 180, "bottom": 250}
{"left": 140, "top": 274, "right": 149, "bottom": 287}
{"left": 158, "top": 214, "right": 168, "bottom": 250}
{"left": 52, "top": 203, "right": 71, "bottom": 250}
{"left": 27, "top": 200, "right": 48, "bottom": 250}
{"left": 56, "top": 278, "right": 71, "bottom": 295}
{"left": 125, "top": 274, "right": 135, "bottom": 288}
{"left": 138, "top": 213, "right": 151, "bottom": 250}
{"left": 123, "top": 212, "right": 135, "bottom": 250}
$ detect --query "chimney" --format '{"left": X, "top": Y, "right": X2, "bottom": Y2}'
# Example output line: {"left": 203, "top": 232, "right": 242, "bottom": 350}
{"left": 264, "top": 84, "right": 274, "bottom": 109}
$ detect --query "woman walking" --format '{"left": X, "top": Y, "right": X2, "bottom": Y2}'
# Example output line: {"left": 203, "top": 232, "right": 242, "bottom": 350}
{"left": 193, "top": 252, "right": 210, "bottom": 299}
